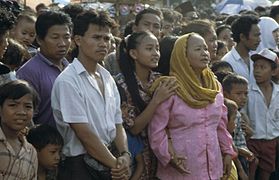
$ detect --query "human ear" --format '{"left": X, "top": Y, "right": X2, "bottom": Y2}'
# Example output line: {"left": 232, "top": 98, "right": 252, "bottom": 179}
{"left": 73, "top": 35, "right": 81, "bottom": 47}
{"left": 129, "top": 49, "right": 138, "bottom": 60}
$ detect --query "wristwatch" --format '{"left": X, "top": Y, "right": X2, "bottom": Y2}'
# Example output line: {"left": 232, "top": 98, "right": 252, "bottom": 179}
{"left": 120, "top": 150, "right": 132, "bottom": 158}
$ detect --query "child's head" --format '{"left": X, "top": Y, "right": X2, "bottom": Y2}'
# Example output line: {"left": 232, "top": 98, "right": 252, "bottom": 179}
{"left": 211, "top": 61, "right": 233, "bottom": 74}
{"left": 27, "top": 124, "right": 63, "bottom": 170}
{"left": 120, "top": 31, "right": 159, "bottom": 71}
{"left": 251, "top": 48, "right": 278, "bottom": 84}
{"left": 222, "top": 73, "right": 248, "bottom": 109}
{"left": 224, "top": 98, "right": 238, "bottom": 134}
{"left": 11, "top": 13, "right": 36, "bottom": 47}
{"left": 215, "top": 40, "right": 229, "bottom": 62}
{"left": 0, "top": 80, "right": 39, "bottom": 132}
{"left": 1, "top": 39, "right": 29, "bottom": 71}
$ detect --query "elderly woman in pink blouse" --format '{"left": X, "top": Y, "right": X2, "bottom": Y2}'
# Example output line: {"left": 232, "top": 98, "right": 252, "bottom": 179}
{"left": 148, "top": 33, "right": 236, "bottom": 180}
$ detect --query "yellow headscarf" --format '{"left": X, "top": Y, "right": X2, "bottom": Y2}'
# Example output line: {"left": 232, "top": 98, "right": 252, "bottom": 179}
{"left": 150, "top": 33, "right": 220, "bottom": 108}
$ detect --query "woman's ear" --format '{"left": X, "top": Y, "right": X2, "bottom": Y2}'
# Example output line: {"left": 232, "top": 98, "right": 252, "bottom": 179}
{"left": 129, "top": 49, "right": 138, "bottom": 60}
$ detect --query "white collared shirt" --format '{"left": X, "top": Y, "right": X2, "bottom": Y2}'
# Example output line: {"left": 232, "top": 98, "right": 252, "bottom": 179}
{"left": 247, "top": 82, "right": 279, "bottom": 139}
{"left": 51, "top": 58, "right": 123, "bottom": 157}
{"left": 222, "top": 47, "right": 255, "bottom": 83}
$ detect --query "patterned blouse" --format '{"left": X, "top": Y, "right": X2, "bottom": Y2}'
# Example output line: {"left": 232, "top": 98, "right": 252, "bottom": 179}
{"left": 115, "top": 71, "right": 161, "bottom": 179}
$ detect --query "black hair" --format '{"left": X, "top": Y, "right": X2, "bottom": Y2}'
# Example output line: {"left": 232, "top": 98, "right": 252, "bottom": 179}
{"left": 73, "top": 10, "right": 115, "bottom": 36}
{"left": 135, "top": 8, "right": 162, "bottom": 26}
{"left": 0, "top": 0, "right": 22, "bottom": 17}
{"left": 36, "top": 10, "right": 72, "bottom": 40}
{"left": 0, "top": 80, "right": 39, "bottom": 111}
{"left": 225, "top": 14, "right": 241, "bottom": 26}
{"left": 0, "top": 7, "right": 15, "bottom": 37}
{"left": 182, "top": 19, "right": 215, "bottom": 38}
{"left": 35, "top": 3, "right": 48, "bottom": 12}
{"left": 62, "top": 4, "right": 84, "bottom": 21}
{"left": 216, "top": 24, "right": 231, "bottom": 37}
{"left": 222, "top": 73, "right": 248, "bottom": 93}
{"left": 211, "top": 61, "right": 233, "bottom": 74}
{"left": 154, "top": 35, "right": 177, "bottom": 75}
{"left": 27, "top": 124, "right": 64, "bottom": 151}
{"left": 1, "top": 39, "right": 29, "bottom": 70}
{"left": 123, "top": 20, "right": 135, "bottom": 37}
{"left": 231, "top": 15, "right": 260, "bottom": 43}
{"left": 270, "top": 5, "right": 279, "bottom": 19}
{"left": 119, "top": 31, "right": 155, "bottom": 112}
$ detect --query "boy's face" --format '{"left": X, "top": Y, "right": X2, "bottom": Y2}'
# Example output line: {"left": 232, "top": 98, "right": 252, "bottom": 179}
{"left": 74, "top": 24, "right": 111, "bottom": 63}
{"left": 0, "top": 94, "right": 33, "bottom": 133}
{"left": 134, "top": 13, "right": 161, "bottom": 39}
{"left": 38, "top": 24, "right": 71, "bottom": 62}
{"left": 253, "top": 59, "right": 275, "bottom": 84}
{"left": 37, "top": 144, "right": 61, "bottom": 170}
{"left": 225, "top": 84, "right": 248, "bottom": 109}
{"left": 12, "top": 19, "right": 36, "bottom": 47}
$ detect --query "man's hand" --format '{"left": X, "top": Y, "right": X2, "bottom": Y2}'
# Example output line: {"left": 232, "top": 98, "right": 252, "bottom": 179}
{"left": 111, "top": 154, "right": 130, "bottom": 180}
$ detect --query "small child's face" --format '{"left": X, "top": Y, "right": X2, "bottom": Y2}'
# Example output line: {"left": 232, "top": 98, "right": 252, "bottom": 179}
{"left": 13, "top": 19, "right": 36, "bottom": 47}
{"left": 216, "top": 46, "right": 228, "bottom": 61}
{"left": 253, "top": 59, "right": 275, "bottom": 84}
{"left": 38, "top": 144, "right": 62, "bottom": 170}
{"left": 0, "top": 94, "right": 33, "bottom": 132}
{"left": 225, "top": 84, "right": 248, "bottom": 109}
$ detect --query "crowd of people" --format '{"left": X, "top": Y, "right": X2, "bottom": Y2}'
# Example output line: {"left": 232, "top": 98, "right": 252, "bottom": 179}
{"left": 1, "top": 0, "right": 279, "bottom": 180}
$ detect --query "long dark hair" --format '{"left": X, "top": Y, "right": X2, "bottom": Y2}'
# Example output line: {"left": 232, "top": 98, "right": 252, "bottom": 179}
{"left": 119, "top": 31, "right": 154, "bottom": 112}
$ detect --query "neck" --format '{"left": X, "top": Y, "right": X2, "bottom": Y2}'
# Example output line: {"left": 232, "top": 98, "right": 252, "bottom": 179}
{"left": 257, "top": 80, "right": 272, "bottom": 89}
{"left": 78, "top": 54, "right": 98, "bottom": 74}
{"left": 40, "top": 51, "right": 63, "bottom": 68}
{"left": 135, "top": 64, "right": 150, "bottom": 84}
{"left": 1, "top": 123, "right": 19, "bottom": 140}
{"left": 235, "top": 43, "right": 250, "bottom": 62}
{"left": 38, "top": 165, "right": 47, "bottom": 180}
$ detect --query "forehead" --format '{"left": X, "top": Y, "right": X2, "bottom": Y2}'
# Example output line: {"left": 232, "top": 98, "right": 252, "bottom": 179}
{"left": 249, "top": 24, "right": 260, "bottom": 34}
{"left": 231, "top": 83, "right": 248, "bottom": 90}
{"left": 85, "top": 24, "right": 111, "bottom": 35}
{"left": 139, "top": 13, "right": 161, "bottom": 24}
{"left": 46, "top": 25, "right": 71, "bottom": 35}
{"left": 188, "top": 35, "right": 206, "bottom": 46}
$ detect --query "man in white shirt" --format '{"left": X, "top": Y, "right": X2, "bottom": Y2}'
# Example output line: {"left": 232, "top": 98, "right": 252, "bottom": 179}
{"left": 52, "top": 10, "right": 130, "bottom": 180}
{"left": 222, "top": 15, "right": 261, "bottom": 83}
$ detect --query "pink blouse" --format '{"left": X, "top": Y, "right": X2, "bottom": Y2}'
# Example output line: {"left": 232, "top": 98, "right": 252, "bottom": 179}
{"left": 148, "top": 92, "right": 235, "bottom": 180}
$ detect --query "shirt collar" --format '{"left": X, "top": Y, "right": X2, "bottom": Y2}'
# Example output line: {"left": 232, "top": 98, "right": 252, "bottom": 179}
{"left": 231, "top": 47, "right": 243, "bottom": 62}
{"left": 0, "top": 127, "right": 30, "bottom": 151}
{"left": 251, "top": 81, "right": 279, "bottom": 93}
{"left": 37, "top": 52, "right": 69, "bottom": 68}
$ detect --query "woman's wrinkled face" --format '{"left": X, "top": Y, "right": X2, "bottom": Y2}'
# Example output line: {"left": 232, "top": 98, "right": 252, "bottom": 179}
{"left": 187, "top": 34, "right": 210, "bottom": 72}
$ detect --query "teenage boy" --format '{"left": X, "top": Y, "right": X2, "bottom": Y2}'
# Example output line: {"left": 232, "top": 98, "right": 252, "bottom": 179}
{"left": 51, "top": 10, "right": 130, "bottom": 180}
{"left": 247, "top": 48, "right": 279, "bottom": 180}
{"left": 222, "top": 15, "right": 261, "bottom": 83}
{"left": 17, "top": 11, "right": 72, "bottom": 127}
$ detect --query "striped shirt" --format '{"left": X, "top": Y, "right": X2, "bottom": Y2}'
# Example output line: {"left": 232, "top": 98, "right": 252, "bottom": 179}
{"left": 0, "top": 128, "right": 38, "bottom": 180}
